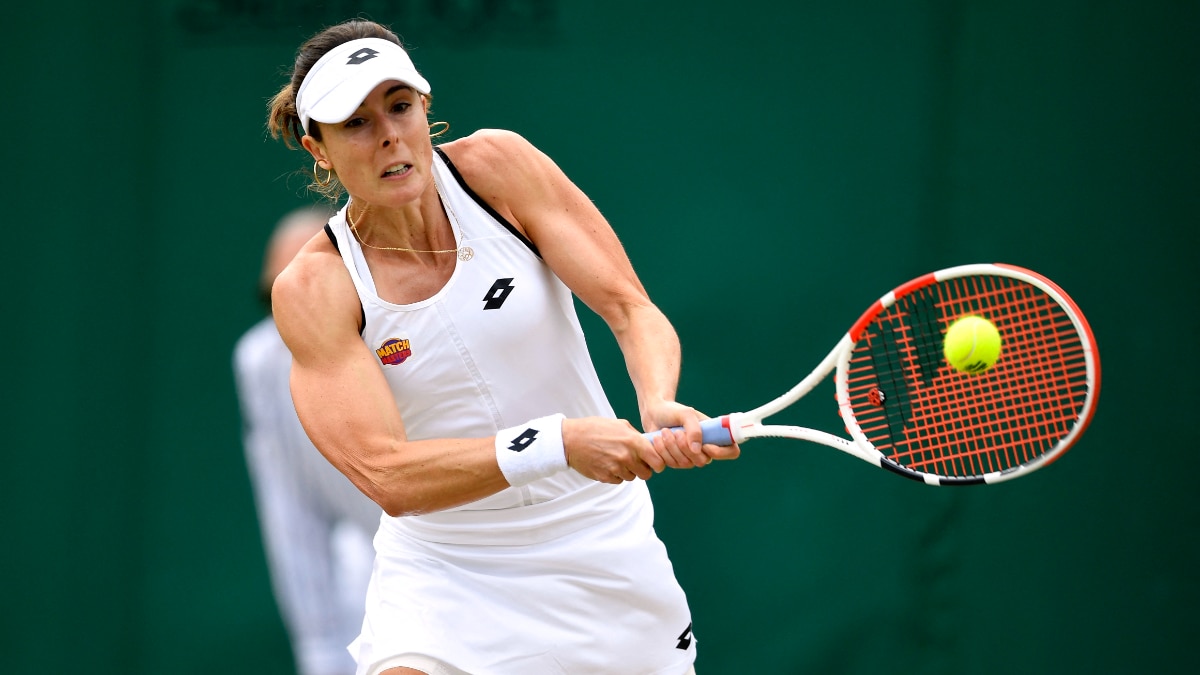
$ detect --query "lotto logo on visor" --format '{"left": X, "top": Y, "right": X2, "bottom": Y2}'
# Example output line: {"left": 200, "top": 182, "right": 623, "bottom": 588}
{"left": 346, "top": 47, "right": 379, "bottom": 65}
{"left": 296, "top": 37, "right": 432, "bottom": 133}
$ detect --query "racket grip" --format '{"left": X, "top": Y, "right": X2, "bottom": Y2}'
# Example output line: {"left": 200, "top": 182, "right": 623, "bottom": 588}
{"left": 642, "top": 417, "right": 734, "bottom": 446}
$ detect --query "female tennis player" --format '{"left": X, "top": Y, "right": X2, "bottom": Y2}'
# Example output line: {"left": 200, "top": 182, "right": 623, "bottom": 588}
{"left": 266, "top": 18, "right": 738, "bottom": 675}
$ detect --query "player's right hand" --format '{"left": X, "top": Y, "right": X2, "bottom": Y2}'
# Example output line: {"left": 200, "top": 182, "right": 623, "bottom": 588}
{"left": 562, "top": 417, "right": 663, "bottom": 483}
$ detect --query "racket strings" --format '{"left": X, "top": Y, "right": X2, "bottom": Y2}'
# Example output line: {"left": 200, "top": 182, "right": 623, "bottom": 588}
{"left": 845, "top": 274, "right": 1090, "bottom": 478}
{"left": 897, "top": 293, "right": 1082, "bottom": 474}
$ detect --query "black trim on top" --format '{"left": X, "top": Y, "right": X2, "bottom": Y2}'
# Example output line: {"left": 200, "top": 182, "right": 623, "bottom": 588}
{"left": 433, "top": 145, "right": 542, "bottom": 258}
{"left": 324, "top": 223, "right": 367, "bottom": 336}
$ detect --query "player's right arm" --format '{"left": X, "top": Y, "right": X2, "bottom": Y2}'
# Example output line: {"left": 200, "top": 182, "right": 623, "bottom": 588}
{"left": 270, "top": 236, "right": 659, "bottom": 515}
{"left": 271, "top": 237, "right": 514, "bottom": 516}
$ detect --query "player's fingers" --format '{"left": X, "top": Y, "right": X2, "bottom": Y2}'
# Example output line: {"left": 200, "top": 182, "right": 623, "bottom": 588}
{"left": 598, "top": 457, "right": 631, "bottom": 483}
{"left": 703, "top": 441, "right": 741, "bottom": 461}
{"left": 623, "top": 419, "right": 666, "bottom": 473}
{"left": 615, "top": 463, "right": 642, "bottom": 482}
{"left": 640, "top": 437, "right": 668, "bottom": 473}
{"left": 676, "top": 422, "right": 710, "bottom": 467}
{"left": 629, "top": 458, "right": 655, "bottom": 481}
{"left": 653, "top": 430, "right": 695, "bottom": 469}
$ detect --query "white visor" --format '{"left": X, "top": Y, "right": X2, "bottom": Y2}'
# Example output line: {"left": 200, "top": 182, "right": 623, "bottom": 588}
{"left": 296, "top": 37, "right": 431, "bottom": 134}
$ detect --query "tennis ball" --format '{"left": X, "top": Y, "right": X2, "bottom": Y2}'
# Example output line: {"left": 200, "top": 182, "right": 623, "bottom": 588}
{"left": 943, "top": 315, "right": 1002, "bottom": 374}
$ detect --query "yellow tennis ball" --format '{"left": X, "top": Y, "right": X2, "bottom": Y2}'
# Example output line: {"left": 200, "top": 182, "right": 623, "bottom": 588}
{"left": 943, "top": 315, "right": 1002, "bottom": 374}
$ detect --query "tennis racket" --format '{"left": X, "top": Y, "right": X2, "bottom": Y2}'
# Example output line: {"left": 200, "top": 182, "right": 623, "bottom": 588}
{"left": 650, "top": 263, "right": 1100, "bottom": 485}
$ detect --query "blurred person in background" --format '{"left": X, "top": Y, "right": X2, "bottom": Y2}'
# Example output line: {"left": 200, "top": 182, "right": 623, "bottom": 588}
{"left": 234, "top": 206, "right": 383, "bottom": 675}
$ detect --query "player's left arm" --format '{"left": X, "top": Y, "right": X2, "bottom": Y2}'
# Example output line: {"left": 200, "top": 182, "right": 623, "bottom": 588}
{"left": 441, "top": 130, "right": 738, "bottom": 467}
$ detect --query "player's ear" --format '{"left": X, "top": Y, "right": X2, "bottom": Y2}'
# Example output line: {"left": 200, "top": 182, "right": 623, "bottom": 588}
{"left": 301, "top": 135, "right": 330, "bottom": 169}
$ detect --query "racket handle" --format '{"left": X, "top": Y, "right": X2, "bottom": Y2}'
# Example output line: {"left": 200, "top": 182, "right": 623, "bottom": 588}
{"left": 642, "top": 416, "right": 734, "bottom": 446}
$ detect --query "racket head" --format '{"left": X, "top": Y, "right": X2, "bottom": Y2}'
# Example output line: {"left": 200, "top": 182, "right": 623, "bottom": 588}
{"left": 836, "top": 263, "right": 1100, "bottom": 485}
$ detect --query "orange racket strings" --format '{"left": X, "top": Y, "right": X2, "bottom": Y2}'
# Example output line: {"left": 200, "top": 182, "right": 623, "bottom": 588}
{"left": 845, "top": 275, "right": 1089, "bottom": 478}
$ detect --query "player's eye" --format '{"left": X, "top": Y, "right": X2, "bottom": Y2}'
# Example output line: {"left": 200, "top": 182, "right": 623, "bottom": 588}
{"left": 391, "top": 100, "right": 411, "bottom": 114}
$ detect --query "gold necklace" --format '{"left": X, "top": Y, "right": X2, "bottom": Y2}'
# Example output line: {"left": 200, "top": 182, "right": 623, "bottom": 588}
{"left": 347, "top": 178, "right": 475, "bottom": 261}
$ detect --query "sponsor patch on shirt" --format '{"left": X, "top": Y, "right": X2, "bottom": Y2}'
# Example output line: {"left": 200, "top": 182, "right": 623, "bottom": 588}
{"left": 376, "top": 337, "right": 412, "bottom": 366}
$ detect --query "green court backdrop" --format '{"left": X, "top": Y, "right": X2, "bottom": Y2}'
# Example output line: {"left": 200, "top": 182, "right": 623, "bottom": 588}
{"left": 4, "top": 1, "right": 1197, "bottom": 673}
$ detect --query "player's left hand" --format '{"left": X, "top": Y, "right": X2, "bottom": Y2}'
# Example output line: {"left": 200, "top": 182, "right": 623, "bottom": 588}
{"left": 642, "top": 401, "right": 740, "bottom": 469}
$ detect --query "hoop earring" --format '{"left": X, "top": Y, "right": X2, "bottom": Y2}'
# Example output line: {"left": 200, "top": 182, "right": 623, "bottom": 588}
{"left": 313, "top": 161, "right": 333, "bottom": 187}
{"left": 429, "top": 121, "right": 450, "bottom": 138}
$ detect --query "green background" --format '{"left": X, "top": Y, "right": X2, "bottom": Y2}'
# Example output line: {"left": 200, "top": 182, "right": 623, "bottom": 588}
{"left": 5, "top": 1, "right": 1197, "bottom": 673}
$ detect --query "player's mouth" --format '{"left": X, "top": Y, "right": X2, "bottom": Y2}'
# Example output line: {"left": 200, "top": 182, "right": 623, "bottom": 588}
{"left": 382, "top": 163, "right": 412, "bottom": 178}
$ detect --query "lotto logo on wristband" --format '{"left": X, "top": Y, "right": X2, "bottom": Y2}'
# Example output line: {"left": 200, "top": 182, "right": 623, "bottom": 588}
{"left": 507, "top": 429, "right": 538, "bottom": 452}
{"left": 495, "top": 414, "right": 566, "bottom": 487}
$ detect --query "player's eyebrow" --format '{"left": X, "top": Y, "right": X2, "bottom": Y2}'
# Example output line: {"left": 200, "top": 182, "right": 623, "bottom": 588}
{"left": 353, "top": 84, "right": 416, "bottom": 113}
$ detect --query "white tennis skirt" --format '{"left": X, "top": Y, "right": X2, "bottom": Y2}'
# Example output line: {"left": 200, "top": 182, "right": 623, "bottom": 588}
{"left": 349, "top": 480, "right": 697, "bottom": 675}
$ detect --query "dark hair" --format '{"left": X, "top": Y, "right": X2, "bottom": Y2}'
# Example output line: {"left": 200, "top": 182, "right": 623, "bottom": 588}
{"left": 266, "top": 20, "right": 404, "bottom": 149}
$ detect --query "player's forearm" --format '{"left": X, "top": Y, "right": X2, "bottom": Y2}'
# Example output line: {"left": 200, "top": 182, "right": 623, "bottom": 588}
{"left": 609, "top": 302, "right": 683, "bottom": 423}
{"left": 344, "top": 436, "right": 510, "bottom": 517}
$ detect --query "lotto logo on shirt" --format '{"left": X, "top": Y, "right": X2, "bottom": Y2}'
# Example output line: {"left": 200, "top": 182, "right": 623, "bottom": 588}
{"left": 376, "top": 338, "right": 412, "bottom": 366}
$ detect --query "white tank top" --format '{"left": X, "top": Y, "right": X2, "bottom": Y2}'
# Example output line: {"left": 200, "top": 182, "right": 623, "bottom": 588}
{"left": 327, "top": 148, "right": 645, "bottom": 544}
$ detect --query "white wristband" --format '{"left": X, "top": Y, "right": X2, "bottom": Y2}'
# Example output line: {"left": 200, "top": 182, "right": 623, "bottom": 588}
{"left": 495, "top": 413, "right": 568, "bottom": 487}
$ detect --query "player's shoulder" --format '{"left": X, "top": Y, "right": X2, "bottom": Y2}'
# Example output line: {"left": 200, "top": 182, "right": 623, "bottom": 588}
{"left": 438, "top": 129, "right": 544, "bottom": 185}
{"left": 271, "top": 230, "right": 347, "bottom": 305}
{"left": 442, "top": 128, "right": 535, "bottom": 156}
{"left": 270, "top": 226, "right": 362, "bottom": 353}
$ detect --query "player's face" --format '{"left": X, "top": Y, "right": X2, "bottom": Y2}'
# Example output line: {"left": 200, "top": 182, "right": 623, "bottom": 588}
{"left": 306, "top": 81, "right": 433, "bottom": 208}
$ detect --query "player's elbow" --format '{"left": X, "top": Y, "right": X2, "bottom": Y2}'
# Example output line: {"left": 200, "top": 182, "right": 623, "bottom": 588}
{"left": 374, "top": 486, "right": 428, "bottom": 518}
{"left": 356, "top": 465, "right": 427, "bottom": 518}
{"left": 359, "top": 475, "right": 416, "bottom": 518}
{"left": 375, "top": 497, "right": 410, "bottom": 519}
